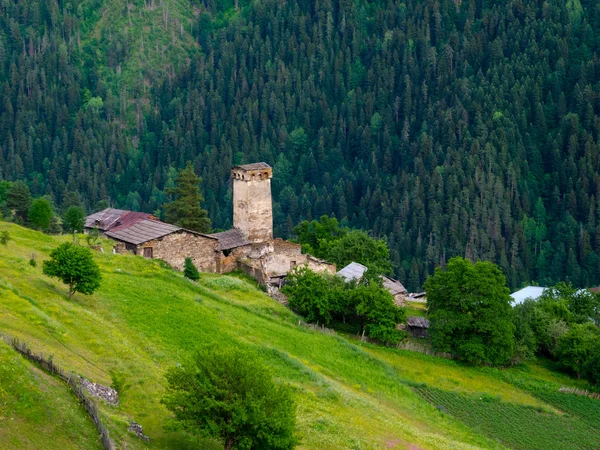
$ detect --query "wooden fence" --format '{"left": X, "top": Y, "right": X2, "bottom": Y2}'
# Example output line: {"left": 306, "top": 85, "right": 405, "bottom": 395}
{"left": 1, "top": 334, "right": 116, "bottom": 450}
{"left": 558, "top": 386, "right": 600, "bottom": 400}
{"left": 396, "top": 340, "right": 454, "bottom": 359}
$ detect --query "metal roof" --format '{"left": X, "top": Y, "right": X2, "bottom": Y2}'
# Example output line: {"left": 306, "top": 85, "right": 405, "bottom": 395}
{"left": 336, "top": 262, "right": 368, "bottom": 282}
{"left": 85, "top": 208, "right": 129, "bottom": 231}
{"left": 210, "top": 228, "right": 251, "bottom": 251}
{"left": 233, "top": 162, "right": 271, "bottom": 171}
{"left": 510, "top": 286, "right": 547, "bottom": 305}
{"left": 382, "top": 276, "right": 407, "bottom": 296}
{"left": 105, "top": 219, "right": 181, "bottom": 245}
{"left": 406, "top": 316, "right": 430, "bottom": 328}
{"left": 337, "top": 262, "right": 406, "bottom": 296}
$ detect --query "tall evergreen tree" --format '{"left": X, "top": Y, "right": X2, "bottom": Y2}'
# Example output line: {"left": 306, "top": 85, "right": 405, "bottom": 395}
{"left": 164, "top": 163, "right": 212, "bottom": 233}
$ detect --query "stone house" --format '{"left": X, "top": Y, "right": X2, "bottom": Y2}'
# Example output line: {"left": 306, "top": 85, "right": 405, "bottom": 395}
{"left": 86, "top": 209, "right": 219, "bottom": 272}
{"left": 85, "top": 162, "right": 336, "bottom": 284}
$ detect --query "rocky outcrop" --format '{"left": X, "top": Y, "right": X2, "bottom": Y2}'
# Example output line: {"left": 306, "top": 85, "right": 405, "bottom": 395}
{"left": 80, "top": 378, "right": 119, "bottom": 406}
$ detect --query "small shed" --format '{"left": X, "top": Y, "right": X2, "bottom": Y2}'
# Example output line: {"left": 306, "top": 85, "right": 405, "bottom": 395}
{"left": 406, "top": 316, "right": 430, "bottom": 338}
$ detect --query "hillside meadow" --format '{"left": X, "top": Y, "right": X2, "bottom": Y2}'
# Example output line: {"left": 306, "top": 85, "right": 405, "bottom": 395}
{"left": 0, "top": 222, "right": 598, "bottom": 449}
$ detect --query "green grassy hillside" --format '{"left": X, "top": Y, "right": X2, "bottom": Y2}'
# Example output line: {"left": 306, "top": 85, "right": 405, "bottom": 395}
{"left": 0, "top": 222, "right": 598, "bottom": 449}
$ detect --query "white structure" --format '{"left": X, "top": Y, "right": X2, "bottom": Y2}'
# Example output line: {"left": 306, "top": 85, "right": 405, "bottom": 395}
{"left": 510, "top": 286, "right": 547, "bottom": 305}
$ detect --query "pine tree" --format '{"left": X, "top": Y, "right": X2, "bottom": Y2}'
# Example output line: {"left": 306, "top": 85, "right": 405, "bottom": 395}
{"left": 7, "top": 181, "right": 31, "bottom": 222}
{"left": 165, "top": 162, "right": 212, "bottom": 233}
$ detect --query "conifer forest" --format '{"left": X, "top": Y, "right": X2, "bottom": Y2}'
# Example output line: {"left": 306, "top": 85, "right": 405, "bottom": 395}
{"left": 1, "top": 0, "right": 600, "bottom": 290}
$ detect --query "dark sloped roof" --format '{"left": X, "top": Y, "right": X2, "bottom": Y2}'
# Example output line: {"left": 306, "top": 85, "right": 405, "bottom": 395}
{"left": 85, "top": 208, "right": 128, "bottom": 231}
{"left": 233, "top": 162, "right": 271, "bottom": 171}
{"left": 210, "top": 228, "right": 251, "bottom": 251}
{"left": 382, "top": 276, "right": 407, "bottom": 296}
{"left": 406, "top": 316, "right": 430, "bottom": 328}
{"left": 105, "top": 219, "right": 181, "bottom": 245}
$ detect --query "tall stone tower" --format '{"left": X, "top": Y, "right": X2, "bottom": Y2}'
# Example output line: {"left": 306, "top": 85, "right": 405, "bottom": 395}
{"left": 232, "top": 162, "right": 273, "bottom": 243}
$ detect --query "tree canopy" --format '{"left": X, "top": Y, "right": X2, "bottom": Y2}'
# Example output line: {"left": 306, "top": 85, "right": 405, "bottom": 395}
{"left": 424, "top": 257, "right": 515, "bottom": 366}
{"left": 3, "top": 0, "right": 600, "bottom": 289}
{"left": 28, "top": 198, "right": 53, "bottom": 231}
{"left": 284, "top": 266, "right": 405, "bottom": 344}
{"left": 161, "top": 346, "right": 297, "bottom": 450}
{"left": 42, "top": 243, "right": 102, "bottom": 298}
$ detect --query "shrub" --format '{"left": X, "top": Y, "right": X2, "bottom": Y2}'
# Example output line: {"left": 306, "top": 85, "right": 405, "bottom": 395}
{"left": 0, "top": 230, "right": 9, "bottom": 245}
{"left": 162, "top": 346, "right": 297, "bottom": 450}
{"left": 183, "top": 257, "right": 200, "bottom": 281}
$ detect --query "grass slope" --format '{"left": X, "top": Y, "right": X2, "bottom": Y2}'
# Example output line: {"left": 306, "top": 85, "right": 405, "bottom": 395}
{"left": 0, "top": 340, "right": 101, "bottom": 449}
{"left": 0, "top": 222, "right": 595, "bottom": 449}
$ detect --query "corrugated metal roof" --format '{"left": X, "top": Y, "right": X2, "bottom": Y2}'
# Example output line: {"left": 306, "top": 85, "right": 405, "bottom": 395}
{"left": 407, "top": 316, "right": 430, "bottom": 328}
{"left": 210, "top": 228, "right": 251, "bottom": 251}
{"left": 85, "top": 208, "right": 128, "bottom": 231}
{"left": 336, "top": 262, "right": 368, "bottom": 281}
{"left": 233, "top": 162, "right": 271, "bottom": 171}
{"left": 108, "top": 211, "right": 155, "bottom": 232}
{"left": 510, "top": 286, "right": 547, "bottom": 305}
{"left": 382, "top": 276, "right": 407, "bottom": 296}
{"left": 105, "top": 219, "right": 181, "bottom": 245}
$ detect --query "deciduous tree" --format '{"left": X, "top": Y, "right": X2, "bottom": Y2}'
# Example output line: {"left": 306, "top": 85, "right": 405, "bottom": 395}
{"left": 28, "top": 198, "right": 53, "bottom": 231}
{"left": 42, "top": 243, "right": 102, "bottom": 298}
{"left": 424, "top": 257, "right": 515, "bottom": 365}
{"left": 162, "top": 346, "right": 297, "bottom": 450}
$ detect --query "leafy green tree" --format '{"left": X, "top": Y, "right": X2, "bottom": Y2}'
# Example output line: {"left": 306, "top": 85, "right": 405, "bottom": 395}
{"left": 165, "top": 162, "right": 212, "bottom": 233}
{"left": 350, "top": 279, "right": 405, "bottom": 343}
{"left": 63, "top": 206, "right": 86, "bottom": 234}
{"left": 293, "top": 217, "right": 392, "bottom": 275}
{"left": 6, "top": 181, "right": 31, "bottom": 222}
{"left": 293, "top": 215, "right": 347, "bottom": 257}
{"left": 555, "top": 323, "right": 598, "bottom": 379}
{"left": 325, "top": 230, "right": 393, "bottom": 275}
{"left": 584, "top": 342, "right": 600, "bottom": 386}
{"left": 42, "top": 243, "right": 102, "bottom": 298}
{"left": 183, "top": 257, "right": 200, "bottom": 281}
{"left": 162, "top": 346, "right": 297, "bottom": 450}
{"left": 424, "top": 257, "right": 515, "bottom": 366}
{"left": 284, "top": 266, "right": 335, "bottom": 325}
{"left": 28, "top": 198, "right": 53, "bottom": 231}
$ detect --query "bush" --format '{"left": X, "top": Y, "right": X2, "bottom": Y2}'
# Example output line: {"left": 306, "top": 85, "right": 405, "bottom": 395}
{"left": 183, "top": 257, "right": 200, "bottom": 281}
{"left": 162, "top": 346, "right": 297, "bottom": 450}
{"left": 0, "top": 230, "right": 9, "bottom": 245}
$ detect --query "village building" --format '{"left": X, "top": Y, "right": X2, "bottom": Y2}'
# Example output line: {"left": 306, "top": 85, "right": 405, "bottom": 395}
{"left": 336, "top": 262, "right": 408, "bottom": 306}
{"left": 405, "top": 316, "right": 430, "bottom": 338}
{"left": 85, "top": 163, "right": 335, "bottom": 284}
{"left": 509, "top": 286, "right": 547, "bottom": 305}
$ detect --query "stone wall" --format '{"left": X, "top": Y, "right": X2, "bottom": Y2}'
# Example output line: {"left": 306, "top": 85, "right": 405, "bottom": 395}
{"left": 232, "top": 167, "right": 273, "bottom": 243}
{"left": 142, "top": 231, "right": 218, "bottom": 272}
{"left": 306, "top": 255, "right": 336, "bottom": 275}
{"left": 112, "top": 231, "right": 219, "bottom": 272}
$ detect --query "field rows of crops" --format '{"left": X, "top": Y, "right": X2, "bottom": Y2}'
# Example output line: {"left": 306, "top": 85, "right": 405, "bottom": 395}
{"left": 415, "top": 386, "right": 600, "bottom": 450}
{"left": 535, "top": 391, "right": 600, "bottom": 428}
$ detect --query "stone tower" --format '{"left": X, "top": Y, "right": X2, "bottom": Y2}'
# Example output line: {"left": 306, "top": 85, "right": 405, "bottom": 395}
{"left": 232, "top": 162, "right": 273, "bottom": 243}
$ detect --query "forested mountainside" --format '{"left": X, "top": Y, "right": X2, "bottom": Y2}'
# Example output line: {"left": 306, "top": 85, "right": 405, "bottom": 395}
{"left": 2, "top": 0, "right": 600, "bottom": 290}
